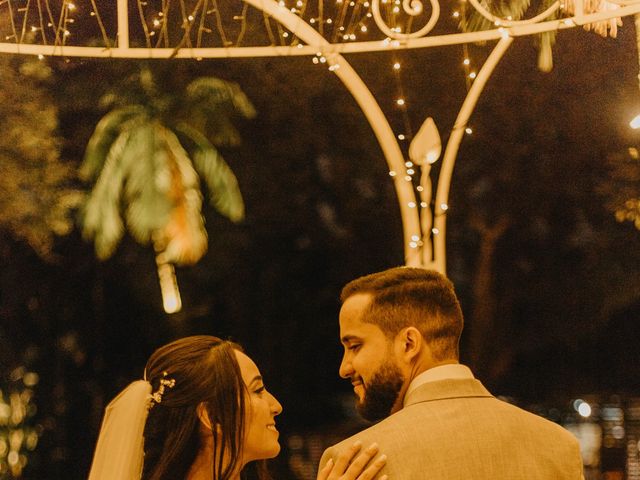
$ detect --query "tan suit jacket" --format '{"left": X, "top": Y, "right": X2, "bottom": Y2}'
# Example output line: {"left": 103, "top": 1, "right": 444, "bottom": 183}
{"left": 320, "top": 378, "right": 583, "bottom": 479}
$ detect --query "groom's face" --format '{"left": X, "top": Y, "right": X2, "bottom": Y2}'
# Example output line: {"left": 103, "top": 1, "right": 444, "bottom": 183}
{"left": 338, "top": 293, "right": 405, "bottom": 421}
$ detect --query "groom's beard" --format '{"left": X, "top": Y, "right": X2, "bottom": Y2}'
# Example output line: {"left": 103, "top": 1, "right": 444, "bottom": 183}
{"left": 356, "top": 361, "right": 404, "bottom": 422}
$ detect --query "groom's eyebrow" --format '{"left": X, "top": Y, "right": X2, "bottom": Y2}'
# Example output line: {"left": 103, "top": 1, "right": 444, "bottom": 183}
{"left": 341, "top": 335, "right": 362, "bottom": 345}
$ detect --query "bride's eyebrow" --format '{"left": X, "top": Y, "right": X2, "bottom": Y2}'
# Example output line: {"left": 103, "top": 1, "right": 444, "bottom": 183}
{"left": 248, "top": 375, "right": 263, "bottom": 387}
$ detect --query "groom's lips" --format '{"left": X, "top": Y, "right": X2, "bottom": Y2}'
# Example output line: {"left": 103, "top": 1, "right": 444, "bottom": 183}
{"left": 352, "top": 379, "right": 364, "bottom": 395}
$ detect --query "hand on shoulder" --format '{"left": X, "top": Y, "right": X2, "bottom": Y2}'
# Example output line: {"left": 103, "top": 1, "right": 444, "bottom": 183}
{"left": 317, "top": 441, "right": 387, "bottom": 480}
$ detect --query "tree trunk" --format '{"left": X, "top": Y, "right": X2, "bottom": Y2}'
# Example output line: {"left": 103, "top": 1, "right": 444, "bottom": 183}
{"left": 467, "top": 214, "right": 510, "bottom": 381}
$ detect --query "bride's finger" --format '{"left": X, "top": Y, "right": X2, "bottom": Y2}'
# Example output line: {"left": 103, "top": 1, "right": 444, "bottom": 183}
{"left": 317, "top": 441, "right": 364, "bottom": 480}
{"left": 317, "top": 458, "right": 335, "bottom": 480}
{"left": 354, "top": 454, "right": 387, "bottom": 480}
{"left": 336, "top": 443, "right": 382, "bottom": 480}
{"left": 331, "top": 441, "right": 364, "bottom": 477}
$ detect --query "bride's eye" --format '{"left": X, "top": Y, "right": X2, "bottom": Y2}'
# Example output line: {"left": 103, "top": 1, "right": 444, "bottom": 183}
{"left": 254, "top": 386, "right": 265, "bottom": 395}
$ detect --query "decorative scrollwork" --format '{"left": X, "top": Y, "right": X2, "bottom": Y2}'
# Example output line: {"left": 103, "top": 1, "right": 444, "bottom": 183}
{"left": 371, "top": 0, "right": 440, "bottom": 39}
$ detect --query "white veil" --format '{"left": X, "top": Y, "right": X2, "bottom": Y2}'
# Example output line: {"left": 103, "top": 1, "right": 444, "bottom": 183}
{"left": 88, "top": 380, "right": 152, "bottom": 480}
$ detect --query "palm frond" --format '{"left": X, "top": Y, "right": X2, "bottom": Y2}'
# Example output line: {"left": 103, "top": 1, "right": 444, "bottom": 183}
{"left": 205, "top": 115, "right": 243, "bottom": 147}
{"left": 80, "top": 105, "right": 147, "bottom": 181}
{"left": 461, "top": 0, "right": 560, "bottom": 71}
{"left": 123, "top": 122, "right": 173, "bottom": 244}
{"left": 177, "top": 123, "right": 245, "bottom": 223}
{"left": 81, "top": 130, "right": 131, "bottom": 259}
{"left": 536, "top": 30, "right": 557, "bottom": 72}
{"left": 156, "top": 127, "right": 208, "bottom": 265}
{"left": 460, "top": 0, "right": 533, "bottom": 32}
{"left": 186, "top": 77, "right": 257, "bottom": 119}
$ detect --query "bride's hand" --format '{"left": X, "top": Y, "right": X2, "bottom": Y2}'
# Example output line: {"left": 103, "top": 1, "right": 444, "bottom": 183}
{"left": 317, "top": 441, "right": 387, "bottom": 480}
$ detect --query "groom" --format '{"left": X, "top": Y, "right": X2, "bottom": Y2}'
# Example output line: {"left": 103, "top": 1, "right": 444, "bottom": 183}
{"left": 320, "top": 267, "right": 584, "bottom": 479}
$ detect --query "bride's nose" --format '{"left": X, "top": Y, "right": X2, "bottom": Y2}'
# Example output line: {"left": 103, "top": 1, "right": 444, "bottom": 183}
{"left": 268, "top": 391, "right": 283, "bottom": 416}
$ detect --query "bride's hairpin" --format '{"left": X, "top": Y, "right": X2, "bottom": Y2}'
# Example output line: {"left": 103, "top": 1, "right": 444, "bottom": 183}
{"left": 149, "top": 371, "right": 176, "bottom": 407}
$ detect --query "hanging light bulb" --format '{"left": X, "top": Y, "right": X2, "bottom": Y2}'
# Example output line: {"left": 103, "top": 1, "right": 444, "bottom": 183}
{"left": 156, "top": 255, "right": 182, "bottom": 314}
{"left": 630, "top": 114, "right": 640, "bottom": 129}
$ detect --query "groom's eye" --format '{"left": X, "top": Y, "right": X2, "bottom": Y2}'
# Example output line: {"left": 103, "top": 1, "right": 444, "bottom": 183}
{"left": 348, "top": 344, "right": 361, "bottom": 352}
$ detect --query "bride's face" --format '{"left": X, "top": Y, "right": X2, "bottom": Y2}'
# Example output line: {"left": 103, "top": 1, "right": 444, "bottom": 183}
{"left": 234, "top": 350, "right": 283, "bottom": 464}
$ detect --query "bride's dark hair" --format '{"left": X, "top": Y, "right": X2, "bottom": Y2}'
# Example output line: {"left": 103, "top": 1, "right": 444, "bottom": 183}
{"left": 141, "top": 335, "right": 269, "bottom": 480}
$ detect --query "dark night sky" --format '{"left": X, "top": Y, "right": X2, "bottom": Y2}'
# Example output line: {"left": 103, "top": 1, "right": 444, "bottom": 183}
{"left": 1, "top": 6, "right": 640, "bottom": 479}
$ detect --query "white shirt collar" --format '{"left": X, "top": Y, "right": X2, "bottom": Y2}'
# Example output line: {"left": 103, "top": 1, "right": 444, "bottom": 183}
{"left": 403, "top": 364, "right": 474, "bottom": 406}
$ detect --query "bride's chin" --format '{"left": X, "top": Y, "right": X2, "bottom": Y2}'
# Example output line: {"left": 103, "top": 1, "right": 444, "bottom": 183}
{"left": 267, "top": 444, "right": 281, "bottom": 458}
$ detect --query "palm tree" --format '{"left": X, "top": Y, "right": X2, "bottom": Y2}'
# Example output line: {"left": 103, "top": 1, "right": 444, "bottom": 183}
{"left": 80, "top": 68, "right": 255, "bottom": 313}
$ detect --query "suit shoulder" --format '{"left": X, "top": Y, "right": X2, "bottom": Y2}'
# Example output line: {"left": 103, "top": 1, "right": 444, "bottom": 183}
{"left": 496, "top": 399, "right": 580, "bottom": 443}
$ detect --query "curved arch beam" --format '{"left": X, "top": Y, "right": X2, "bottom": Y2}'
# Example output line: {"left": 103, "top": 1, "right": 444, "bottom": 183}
{"left": 244, "top": 0, "right": 422, "bottom": 266}
{"left": 432, "top": 36, "right": 513, "bottom": 274}
{"left": 1, "top": 1, "right": 636, "bottom": 271}
{"left": 0, "top": 5, "right": 637, "bottom": 58}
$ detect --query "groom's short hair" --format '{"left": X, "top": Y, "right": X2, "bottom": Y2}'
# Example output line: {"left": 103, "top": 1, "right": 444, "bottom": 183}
{"left": 340, "top": 267, "right": 463, "bottom": 361}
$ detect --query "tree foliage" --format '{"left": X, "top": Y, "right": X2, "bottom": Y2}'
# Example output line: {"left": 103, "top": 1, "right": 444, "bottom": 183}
{"left": 80, "top": 68, "right": 254, "bottom": 264}
{"left": 599, "top": 147, "right": 640, "bottom": 230}
{"left": 0, "top": 55, "right": 82, "bottom": 260}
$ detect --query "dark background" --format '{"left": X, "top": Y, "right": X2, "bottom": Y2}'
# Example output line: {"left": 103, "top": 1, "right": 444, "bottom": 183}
{"left": 1, "top": 10, "right": 639, "bottom": 479}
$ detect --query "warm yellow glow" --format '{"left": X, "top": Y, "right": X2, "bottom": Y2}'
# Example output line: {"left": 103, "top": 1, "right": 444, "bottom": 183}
{"left": 426, "top": 151, "right": 439, "bottom": 164}
{"left": 157, "top": 262, "right": 182, "bottom": 314}
{"left": 630, "top": 114, "right": 640, "bottom": 129}
{"left": 578, "top": 402, "right": 592, "bottom": 418}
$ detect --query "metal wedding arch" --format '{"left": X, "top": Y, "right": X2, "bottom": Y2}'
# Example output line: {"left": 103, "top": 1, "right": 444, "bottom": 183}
{"left": 1, "top": 0, "right": 637, "bottom": 273}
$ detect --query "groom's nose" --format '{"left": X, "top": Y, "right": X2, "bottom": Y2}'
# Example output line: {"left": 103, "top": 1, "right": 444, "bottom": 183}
{"left": 339, "top": 354, "right": 353, "bottom": 379}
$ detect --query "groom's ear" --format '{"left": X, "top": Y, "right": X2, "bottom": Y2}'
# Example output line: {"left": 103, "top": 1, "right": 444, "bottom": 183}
{"left": 395, "top": 326, "right": 423, "bottom": 363}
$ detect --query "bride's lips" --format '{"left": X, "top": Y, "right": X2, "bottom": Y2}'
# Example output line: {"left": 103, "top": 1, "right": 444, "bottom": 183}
{"left": 267, "top": 423, "right": 278, "bottom": 433}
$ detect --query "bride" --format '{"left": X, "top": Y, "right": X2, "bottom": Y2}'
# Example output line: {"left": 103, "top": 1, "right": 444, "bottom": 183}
{"left": 88, "top": 335, "right": 386, "bottom": 480}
